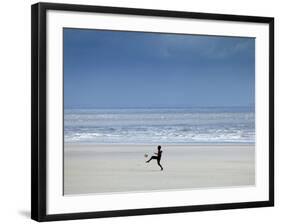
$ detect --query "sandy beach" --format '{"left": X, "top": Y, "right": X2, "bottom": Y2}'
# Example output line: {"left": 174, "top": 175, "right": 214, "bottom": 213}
{"left": 64, "top": 144, "right": 255, "bottom": 195}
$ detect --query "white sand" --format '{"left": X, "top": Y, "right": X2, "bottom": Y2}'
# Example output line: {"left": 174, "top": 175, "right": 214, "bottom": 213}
{"left": 64, "top": 144, "right": 255, "bottom": 195}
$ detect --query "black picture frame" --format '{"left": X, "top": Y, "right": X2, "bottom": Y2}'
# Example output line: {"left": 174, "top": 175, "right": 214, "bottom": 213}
{"left": 31, "top": 2, "right": 274, "bottom": 222}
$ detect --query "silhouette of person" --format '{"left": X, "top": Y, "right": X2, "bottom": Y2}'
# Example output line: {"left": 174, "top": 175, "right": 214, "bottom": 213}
{"left": 146, "top": 145, "right": 163, "bottom": 170}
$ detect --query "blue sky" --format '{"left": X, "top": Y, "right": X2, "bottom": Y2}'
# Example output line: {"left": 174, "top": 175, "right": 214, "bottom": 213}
{"left": 64, "top": 28, "right": 255, "bottom": 108}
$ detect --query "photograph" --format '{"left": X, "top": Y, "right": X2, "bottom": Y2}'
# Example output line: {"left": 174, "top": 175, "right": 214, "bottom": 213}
{"left": 63, "top": 28, "right": 256, "bottom": 195}
{"left": 31, "top": 3, "right": 274, "bottom": 221}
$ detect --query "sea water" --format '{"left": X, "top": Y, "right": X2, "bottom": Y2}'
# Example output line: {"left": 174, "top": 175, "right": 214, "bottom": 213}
{"left": 64, "top": 107, "right": 255, "bottom": 144}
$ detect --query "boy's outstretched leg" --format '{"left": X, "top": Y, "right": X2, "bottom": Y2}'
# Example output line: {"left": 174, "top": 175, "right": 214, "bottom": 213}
{"left": 146, "top": 156, "right": 157, "bottom": 163}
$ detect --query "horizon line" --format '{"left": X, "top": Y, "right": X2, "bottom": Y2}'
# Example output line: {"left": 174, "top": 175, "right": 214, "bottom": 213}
{"left": 64, "top": 105, "right": 255, "bottom": 109}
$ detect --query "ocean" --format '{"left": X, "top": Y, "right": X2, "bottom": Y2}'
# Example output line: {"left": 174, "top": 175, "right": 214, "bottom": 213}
{"left": 64, "top": 107, "right": 255, "bottom": 144}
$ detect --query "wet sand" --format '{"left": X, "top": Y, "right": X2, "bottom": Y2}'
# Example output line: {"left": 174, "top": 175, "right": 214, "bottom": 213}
{"left": 64, "top": 144, "right": 255, "bottom": 195}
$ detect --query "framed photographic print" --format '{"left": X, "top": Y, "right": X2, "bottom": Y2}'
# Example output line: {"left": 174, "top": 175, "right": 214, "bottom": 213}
{"left": 31, "top": 2, "right": 274, "bottom": 222}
